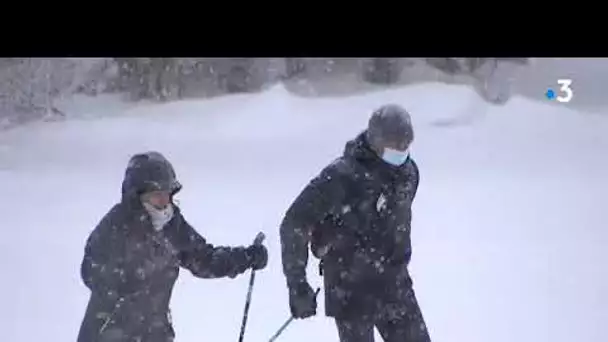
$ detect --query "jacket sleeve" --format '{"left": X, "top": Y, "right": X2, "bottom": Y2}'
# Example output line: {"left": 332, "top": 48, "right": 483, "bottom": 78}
{"left": 280, "top": 163, "right": 347, "bottom": 286}
{"left": 390, "top": 157, "right": 420, "bottom": 265}
{"left": 408, "top": 158, "right": 420, "bottom": 201}
{"left": 176, "top": 218, "right": 253, "bottom": 279}
{"left": 80, "top": 209, "right": 147, "bottom": 300}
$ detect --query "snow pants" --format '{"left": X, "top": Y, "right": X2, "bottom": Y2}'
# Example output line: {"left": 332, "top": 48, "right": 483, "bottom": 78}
{"left": 334, "top": 288, "right": 430, "bottom": 342}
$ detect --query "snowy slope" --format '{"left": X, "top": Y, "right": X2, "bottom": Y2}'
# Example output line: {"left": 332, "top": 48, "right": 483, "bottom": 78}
{"left": 1, "top": 83, "right": 608, "bottom": 342}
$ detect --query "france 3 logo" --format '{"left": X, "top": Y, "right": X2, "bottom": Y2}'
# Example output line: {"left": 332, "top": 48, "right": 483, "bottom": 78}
{"left": 545, "top": 79, "right": 574, "bottom": 103}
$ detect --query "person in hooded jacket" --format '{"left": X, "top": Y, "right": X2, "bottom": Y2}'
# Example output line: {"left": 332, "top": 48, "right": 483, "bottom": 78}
{"left": 77, "top": 151, "right": 268, "bottom": 342}
{"left": 280, "top": 104, "right": 431, "bottom": 342}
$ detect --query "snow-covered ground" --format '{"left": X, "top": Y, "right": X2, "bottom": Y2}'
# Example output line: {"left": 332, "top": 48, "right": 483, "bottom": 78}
{"left": 1, "top": 83, "right": 608, "bottom": 342}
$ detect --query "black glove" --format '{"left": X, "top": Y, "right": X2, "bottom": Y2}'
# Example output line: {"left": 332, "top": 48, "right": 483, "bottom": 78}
{"left": 246, "top": 244, "right": 268, "bottom": 271}
{"left": 288, "top": 280, "right": 317, "bottom": 319}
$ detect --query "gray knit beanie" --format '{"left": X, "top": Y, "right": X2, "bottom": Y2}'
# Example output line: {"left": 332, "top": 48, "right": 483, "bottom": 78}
{"left": 366, "top": 104, "right": 414, "bottom": 150}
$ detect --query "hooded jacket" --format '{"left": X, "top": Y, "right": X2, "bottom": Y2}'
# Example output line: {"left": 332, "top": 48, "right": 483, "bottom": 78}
{"left": 77, "top": 152, "right": 255, "bottom": 342}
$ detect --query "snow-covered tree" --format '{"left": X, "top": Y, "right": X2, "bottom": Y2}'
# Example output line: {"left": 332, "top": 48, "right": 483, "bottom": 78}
{"left": 0, "top": 58, "right": 116, "bottom": 128}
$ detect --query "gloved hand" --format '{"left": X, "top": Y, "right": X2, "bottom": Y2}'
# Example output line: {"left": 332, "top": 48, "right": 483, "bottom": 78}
{"left": 246, "top": 244, "right": 268, "bottom": 271}
{"left": 288, "top": 280, "right": 317, "bottom": 319}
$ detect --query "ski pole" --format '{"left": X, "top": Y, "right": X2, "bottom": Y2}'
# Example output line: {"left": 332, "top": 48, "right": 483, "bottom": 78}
{"left": 268, "top": 287, "right": 321, "bottom": 342}
{"left": 238, "top": 232, "right": 266, "bottom": 342}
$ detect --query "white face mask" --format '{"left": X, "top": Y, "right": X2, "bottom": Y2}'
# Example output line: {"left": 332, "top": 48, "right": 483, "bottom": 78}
{"left": 143, "top": 202, "right": 174, "bottom": 231}
{"left": 382, "top": 148, "right": 409, "bottom": 166}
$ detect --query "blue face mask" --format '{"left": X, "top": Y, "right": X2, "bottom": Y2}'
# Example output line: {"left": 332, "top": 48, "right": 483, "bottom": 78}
{"left": 382, "top": 148, "right": 409, "bottom": 166}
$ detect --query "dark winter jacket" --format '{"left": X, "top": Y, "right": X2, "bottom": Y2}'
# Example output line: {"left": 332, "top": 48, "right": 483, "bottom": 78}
{"left": 280, "top": 131, "right": 420, "bottom": 319}
{"left": 77, "top": 158, "right": 256, "bottom": 342}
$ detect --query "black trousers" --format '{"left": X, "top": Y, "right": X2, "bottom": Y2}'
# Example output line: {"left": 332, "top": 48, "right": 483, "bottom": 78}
{"left": 334, "top": 288, "right": 430, "bottom": 342}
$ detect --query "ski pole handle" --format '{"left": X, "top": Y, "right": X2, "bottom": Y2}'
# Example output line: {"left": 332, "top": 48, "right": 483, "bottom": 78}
{"left": 253, "top": 232, "right": 266, "bottom": 246}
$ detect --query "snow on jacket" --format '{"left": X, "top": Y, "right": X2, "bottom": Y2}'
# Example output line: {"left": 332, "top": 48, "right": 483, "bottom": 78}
{"left": 77, "top": 153, "right": 256, "bottom": 342}
{"left": 280, "top": 131, "right": 420, "bottom": 319}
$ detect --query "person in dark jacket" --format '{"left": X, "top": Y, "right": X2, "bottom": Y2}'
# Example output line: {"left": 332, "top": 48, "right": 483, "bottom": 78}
{"left": 280, "top": 104, "right": 431, "bottom": 342}
{"left": 77, "top": 151, "right": 268, "bottom": 342}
